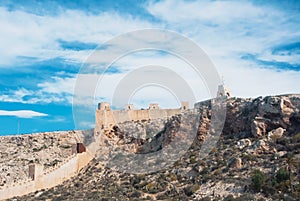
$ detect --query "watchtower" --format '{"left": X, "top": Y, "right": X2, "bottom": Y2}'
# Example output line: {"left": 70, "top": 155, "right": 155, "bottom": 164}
{"left": 28, "top": 163, "right": 43, "bottom": 180}
{"left": 125, "top": 104, "right": 134, "bottom": 110}
{"left": 98, "top": 102, "right": 110, "bottom": 110}
{"left": 149, "top": 103, "right": 159, "bottom": 110}
{"left": 217, "top": 84, "right": 231, "bottom": 98}
{"left": 181, "top": 101, "right": 189, "bottom": 110}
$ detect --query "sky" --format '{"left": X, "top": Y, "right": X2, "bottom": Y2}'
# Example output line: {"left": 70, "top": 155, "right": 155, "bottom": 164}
{"left": 0, "top": 0, "right": 299, "bottom": 135}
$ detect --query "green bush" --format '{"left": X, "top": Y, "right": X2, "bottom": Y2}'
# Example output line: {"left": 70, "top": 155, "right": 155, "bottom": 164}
{"left": 251, "top": 169, "right": 266, "bottom": 192}
{"left": 60, "top": 144, "right": 71, "bottom": 149}
{"left": 292, "top": 132, "right": 300, "bottom": 143}
{"left": 276, "top": 168, "right": 289, "bottom": 183}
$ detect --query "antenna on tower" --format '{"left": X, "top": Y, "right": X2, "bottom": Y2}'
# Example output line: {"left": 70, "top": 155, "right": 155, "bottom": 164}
{"left": 221, "top": 75, "right": 225, "bottom": 85}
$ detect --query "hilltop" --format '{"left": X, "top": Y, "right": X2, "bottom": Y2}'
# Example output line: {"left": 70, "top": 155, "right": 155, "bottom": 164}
{"left": 1, "top": 94, "right": 300, "bottom": 200}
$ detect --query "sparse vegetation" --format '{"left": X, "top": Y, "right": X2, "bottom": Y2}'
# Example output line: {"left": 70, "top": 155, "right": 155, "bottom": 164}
{"left": 251, "top": 169, "right": 266, "bottom": 191}
{"left": 2, "top": 95, "right": 300, "bottom": 200}
{"left": 276, "top": 168, "right": 289, "bottom": 183}
{"left": 59, "top": 144, "right": 72, "bottom": 149}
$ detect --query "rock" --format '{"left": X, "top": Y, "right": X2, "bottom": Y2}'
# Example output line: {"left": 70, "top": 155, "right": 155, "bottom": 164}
{"left": 229, "top": 157, "right": 242, "bottom": 169}
{"left": 256, "top": 139, "right": 267, "bottom": 149}
{"left": 251, "top": 118, "right": 267, "bottom": 137}
{"left": 248, "top": 139, "right": 277, "bottom": 154}
{"left": 276, "top": 151, "right": 287, "bottom": 158}
{"left": 3, "top": 94, "right": 300, "bottom": 201}
{"left": 258, "top": 96, "right": 281, "bottom": 115}
{"left": 267, "top": 127, "right": 286, "bottom": 141}
{"left": 237, "top": 139, "right": 251, "bottom": 150}
{"left": 34, "top": 191, "right": 44, "bottom": 197}
{"left": 280, "top": 98, "right": 294, "bottom": 115}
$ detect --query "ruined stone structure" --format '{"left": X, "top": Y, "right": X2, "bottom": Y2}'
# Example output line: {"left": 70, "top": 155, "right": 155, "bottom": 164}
{"left": 95, "top": 102, "right": 190, "bottom": 130}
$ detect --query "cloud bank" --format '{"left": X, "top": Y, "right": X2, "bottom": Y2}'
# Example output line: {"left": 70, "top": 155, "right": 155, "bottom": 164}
{"left": 0, "top": 110, "right": 48, "bottom": 118}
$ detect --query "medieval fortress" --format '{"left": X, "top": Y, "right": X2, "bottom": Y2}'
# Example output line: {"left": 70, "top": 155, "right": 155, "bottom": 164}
{"left": 0, "top": 85, "right": 230, "bottom": 200}
{"left": 96, "top": 101, "right": 189, "bottom": 130}
{"left": 96, "top": 84, "right": 231, "bottom": 130}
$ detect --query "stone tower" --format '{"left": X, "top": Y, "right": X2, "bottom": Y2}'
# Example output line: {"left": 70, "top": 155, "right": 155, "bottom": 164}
{"left": 149, "top": 103, "right": 159, "bottom": 110}
{"left": 28, "top": 163, "right": 43, "bottom": 180}
{"left": 217, "top": 84, "right": 231, "bottom": 98}
{"left": 181, "top": 101, "right": 189, "bottom": 110}
{"left": 125, "top": 104, "right": 134, "bottom": 110}
{"left": 98, "top": 102, "right": 110, "bottom": 110}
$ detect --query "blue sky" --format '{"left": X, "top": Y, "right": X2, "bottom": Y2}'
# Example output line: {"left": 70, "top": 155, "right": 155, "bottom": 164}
{"left": 0, "top": 0, "right": 299, "bottom": 135}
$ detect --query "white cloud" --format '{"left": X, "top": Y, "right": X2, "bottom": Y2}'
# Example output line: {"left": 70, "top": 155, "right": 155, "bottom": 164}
{"left": 48, "top": 116, "right": 67, "bottom": 122}
{"left": 0, "top": 7, "right": 157, "bottom": 66}
{"left": 0, "top": 110, "right": 48, "bottom": 118}
{"left": 37, "top": 76, "right": 76, "bottom": 94}
{"left": 0, "top": 77, "right": 74, "bottom": 104}
{"left": 145, "top": 0, "right": 299, "bottom": 55}
{"left": 257, "top": 50, "right": 300, "bottom": 65}
{"left": 144, "top": 0, "right": 300, "bottom": 98}
{"left": 213, "top": 57, "right": 300, "bottom": 98}
{"left": 0, "top": 88, "right": 32, "bottom": 103}
{"left": 147, "top": 0, "right": 270, "bottom": 24}
{"left": 79, "top": 121, "right": 95, "bottom": 128}
{"left": 1, "top": 1, "right": 299, "bottom": 108}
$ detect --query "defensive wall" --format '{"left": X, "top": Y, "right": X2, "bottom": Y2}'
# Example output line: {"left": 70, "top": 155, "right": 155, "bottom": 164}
{"left": 95, "top": 101, "right": 190, "bottom": 130}
{"left": 0, "top": 143, "right": 93, "bottom": 200}
{"left": 0, "top": 84, "right": 230, "bottom": 200}
{"left": 95, "top": 84, "right": 231, "bottom": 130}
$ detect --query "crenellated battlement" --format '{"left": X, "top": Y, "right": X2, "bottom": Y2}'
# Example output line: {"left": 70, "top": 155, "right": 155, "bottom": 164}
{"left": 0, "top": 144, "right": 93, "bottom": 201}
{"left": 95, "top": 101, "right": 190, "bottom": 130}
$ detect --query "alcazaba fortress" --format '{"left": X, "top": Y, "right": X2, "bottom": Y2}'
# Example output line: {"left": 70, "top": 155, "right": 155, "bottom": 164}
{"left": 0, "top": 85, "right": 231, "bottom": 200}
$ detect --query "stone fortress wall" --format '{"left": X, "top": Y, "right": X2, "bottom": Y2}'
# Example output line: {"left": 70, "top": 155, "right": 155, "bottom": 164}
{"left": 0, "top": 143, "right": 93, "bottom": 200}
{"left": 0, "top": 84, "right": 230, "bottom": 200}
{"left": 95, "top": 101, "right": 190, "bottom": 130}
{"left": 95, "top": 84, "right": 231, "bottom": 131}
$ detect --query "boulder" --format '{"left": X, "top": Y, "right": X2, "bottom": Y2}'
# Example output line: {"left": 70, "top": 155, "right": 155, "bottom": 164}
{"left": 276, "top": 151, "right": 287, "bottom": 158}
{"left": 267, "top": 127, "right": 286, "bottom": 141}
{"left": 228, "top": 157, "right": 242, "bottom": 169}
{"left": 280, "top": 98, "right": 294, "bottom": 115}
{"left": 251, "top": 119, "right": 267, "bottom": 137}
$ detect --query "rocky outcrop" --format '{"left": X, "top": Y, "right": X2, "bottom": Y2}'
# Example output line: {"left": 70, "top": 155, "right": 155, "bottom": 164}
{"left": 250, "top": 95, "right": 300, "bottom": 137}
{"left": 221, "top": 95, "right": 300, "bottom": 138}
{"left": 2, "top": 94, "right": 300, "bottom": 201}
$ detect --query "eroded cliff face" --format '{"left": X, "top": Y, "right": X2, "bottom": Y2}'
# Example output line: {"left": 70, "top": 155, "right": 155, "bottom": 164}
{"left": 4, "top": 94, "right": 300, "bottom": 200}
{"left": 220, "top": 95, "right": 300, "bottom": 139}
{"left": 94, "top": 94, "right": 300, "bottom": 156}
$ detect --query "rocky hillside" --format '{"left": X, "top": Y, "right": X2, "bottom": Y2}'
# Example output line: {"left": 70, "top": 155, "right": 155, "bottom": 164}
{"left": 0, "top": 131, "right": 81, "bottom": 186}
{"left": 5, "top": 94, "right": 300, "bottom": 200}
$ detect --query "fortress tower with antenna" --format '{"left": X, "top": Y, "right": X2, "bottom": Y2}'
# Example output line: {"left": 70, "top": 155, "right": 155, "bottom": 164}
{"left": 217, "top": 76, "right": 231, "bottom": 98}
